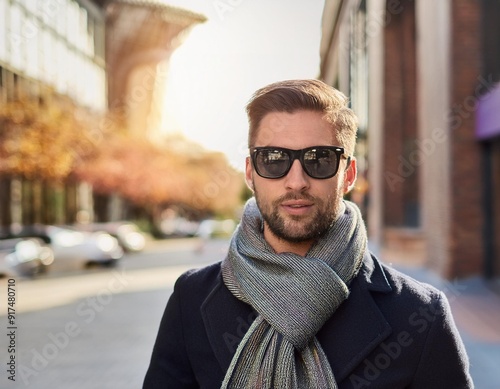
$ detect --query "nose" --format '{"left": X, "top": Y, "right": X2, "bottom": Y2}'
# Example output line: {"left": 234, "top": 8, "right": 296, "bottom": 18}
{"left": 284, "top": 159, "right": 310, "bottom": 191}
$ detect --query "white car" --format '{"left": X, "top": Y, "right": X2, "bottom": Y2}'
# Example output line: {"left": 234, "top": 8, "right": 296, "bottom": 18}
{"left": 76, "top": 222, "right": 146, "bottom": 252}
{"left": 18, "top": 225, "right": 123, "bottom": 272}
{"left": 0, "top": 238, "right": 54, "bottom": 277}
{"left": 196, "top": 219, "right": 236, "bottom": 238}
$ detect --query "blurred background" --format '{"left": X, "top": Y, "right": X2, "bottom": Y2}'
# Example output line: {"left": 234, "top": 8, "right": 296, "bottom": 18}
{"left": 0, "top": 0, "right": 499, "bottom": 388}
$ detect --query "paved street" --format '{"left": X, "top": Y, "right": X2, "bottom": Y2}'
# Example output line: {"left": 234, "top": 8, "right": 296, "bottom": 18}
{"left": 0, "top": 238, "right": 229, "bottom": 389}
{"left": 1, "top": 238, "right": 499, "bottom": 388}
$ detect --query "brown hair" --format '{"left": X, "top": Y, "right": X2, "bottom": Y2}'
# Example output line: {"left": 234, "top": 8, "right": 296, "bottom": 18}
{"left": 246, "top": 79, "right": 358, "bottom": 155}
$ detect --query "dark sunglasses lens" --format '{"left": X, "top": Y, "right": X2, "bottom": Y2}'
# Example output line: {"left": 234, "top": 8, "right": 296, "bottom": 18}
{"left": 303, "top": 148, "right": 338, "bottom": 178}
{"left": 255, "top": 149, "right": 290, "bottom": 178}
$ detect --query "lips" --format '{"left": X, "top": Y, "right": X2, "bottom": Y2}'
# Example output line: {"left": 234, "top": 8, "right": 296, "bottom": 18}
{"left": 282, "top": 200, "right": 313, "bottom": 207}
{"left": 281, "top": 200, "right": 314, "bottom": 215}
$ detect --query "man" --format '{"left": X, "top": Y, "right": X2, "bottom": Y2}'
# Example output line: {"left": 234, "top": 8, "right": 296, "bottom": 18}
{"left": 143, "top": 80, "right": 473, "bottom": 388}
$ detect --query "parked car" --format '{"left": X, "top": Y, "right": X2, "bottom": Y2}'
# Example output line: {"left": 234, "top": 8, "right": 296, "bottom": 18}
{"left": 0, "top": 237, "right": 54, "bottom": 277}
{"left": 159, "top": 217, "right": 200, "bottom": 238}
{"left": 196, "top": 219, "right": 236, "bottom": 238}
{"left": 14, "top": 225, "right": 123, "bottom": 271}
{"left": 74, "top": 222, "right": 146, "bottom": 252}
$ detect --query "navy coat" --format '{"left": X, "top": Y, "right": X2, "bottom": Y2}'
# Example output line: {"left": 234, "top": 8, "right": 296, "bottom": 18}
{"left": 143, "top": 253, "right": 473, "bottom": 388}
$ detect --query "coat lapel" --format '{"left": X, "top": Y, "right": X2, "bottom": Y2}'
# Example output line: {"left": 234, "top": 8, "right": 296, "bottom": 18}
{"left": 318, "top": 252, "right": 393, "bottom": 382}
{"left": 200, "top": 275, "right": 254, "bottom": 372}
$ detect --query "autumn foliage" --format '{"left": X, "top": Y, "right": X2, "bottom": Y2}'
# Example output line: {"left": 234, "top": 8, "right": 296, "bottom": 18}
{"left": 0, "top": 97, "right": 98, "bottom": 181}
{"left": 0, "top": 97, "right": 245, "bottom": 216}
{"left": 75, "top": 133, "right": 245, "bottom": 215}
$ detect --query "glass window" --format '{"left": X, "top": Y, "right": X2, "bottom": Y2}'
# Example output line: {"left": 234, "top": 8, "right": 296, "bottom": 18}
{"left": 67, "top": 1, "right": 79, "bottom": 47}
{"left": 25, "top": 0, "right": 37, "bottom": 15}
{"left": 39, "top": 0, "right": 57, "bottom": 25}
{"left": 55, "top": 39, "right": 68, "bottom": 94}
{"left": 78, "top": 5, "right": 88, "bottom": 53}
{"left": 25, "top": 15, "right": 39, "bottom": 79}
{"left": 0, "top": 0, "right": 7, "bottom": 63}
{"left": 56, "top": 0, "right": 67, "bottom": 37}
{"left": 9, "top": 4, "right": 24, "bottom": 71}
{"left": 71, "top": 51, "right": 80, "bottom": 100}
{"left": 41, "top": 29, "right": 56, "bottom": 86}
{"left": 80, "top": 57, "right": 91, "bottom": 106}
{"left": 66, "top": 49, "right": 77, "bottom": 98}
{"left": 40, "top": 28, "right": 49, "bottom": 84}
{"left": 87, "top": 62, "right": 106, "bottom": 111}
{"left": 86, "top": 17, "right": 95, "bottom": 57}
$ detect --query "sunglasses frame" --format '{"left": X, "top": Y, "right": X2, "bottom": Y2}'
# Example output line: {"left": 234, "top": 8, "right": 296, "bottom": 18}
{"left": 250, "top": 146, "right": 350, "bottom": 179}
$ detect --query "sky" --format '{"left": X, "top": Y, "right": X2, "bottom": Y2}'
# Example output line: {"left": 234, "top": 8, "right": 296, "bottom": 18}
{"left": 161, "top": 0, "right": 326, "bottom": 170}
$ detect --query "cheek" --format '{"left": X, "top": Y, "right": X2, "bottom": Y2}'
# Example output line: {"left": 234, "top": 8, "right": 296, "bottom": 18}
{"left": 252, "top": 179, "right": 269, "bottom": 197}
{"left": 335, "top": 171, "right": 348, "bottom": 194}
{"left": 322, "top": 177, "right": 344, "bottom": 198}
{"left": 252, "top": 179, "right": 283, "bottom": 207}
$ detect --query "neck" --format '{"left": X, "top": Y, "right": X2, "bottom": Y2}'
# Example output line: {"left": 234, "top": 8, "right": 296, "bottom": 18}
{"left": 263, "top": 225, "right": 314, "bottom": 256}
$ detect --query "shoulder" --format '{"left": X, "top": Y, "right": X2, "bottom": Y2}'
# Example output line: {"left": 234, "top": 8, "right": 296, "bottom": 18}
{"left": 177, "top": 261, "right": 222, "bottom": 284}
{"left": 174, "top": 261, "right": 223, "bottom": 300}
{"left": 381, "top": 260, "right": 442, "bottom": 301}
{"left": 368, "top": 256, "right": 461, "bottom": 346}
{"left": 381, "top": 261, "right": 449, "bottom": 317}
{"left": 362, "top": 252, "right": 442, "bottom": 301}
{"left": 361, "top": 254, "right": 451, "bottom": 322}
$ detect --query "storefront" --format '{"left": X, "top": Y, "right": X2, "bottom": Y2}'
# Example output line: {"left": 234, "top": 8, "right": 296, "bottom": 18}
{"left": 477, "top": 83, "right": 500, "bottom": 278}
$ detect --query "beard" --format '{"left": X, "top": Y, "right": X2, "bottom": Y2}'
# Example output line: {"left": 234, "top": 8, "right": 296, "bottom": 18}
{"left": 253, "top": 187, "right": 344, "bottom": 244}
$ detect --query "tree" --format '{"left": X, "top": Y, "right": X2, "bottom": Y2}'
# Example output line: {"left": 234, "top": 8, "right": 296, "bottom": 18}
{"left": 75, "top": 133, "right": 245, "bottom": 217}
{"left": 0, "top": 97, "right": 98, "bottom": 182}
{"left": 0, "top": 96, "right": 101, "bottom": 228}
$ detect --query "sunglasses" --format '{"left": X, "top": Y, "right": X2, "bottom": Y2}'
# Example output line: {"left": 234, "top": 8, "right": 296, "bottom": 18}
{"left": 250, "top": 146, "right": 350, "bottom": 179}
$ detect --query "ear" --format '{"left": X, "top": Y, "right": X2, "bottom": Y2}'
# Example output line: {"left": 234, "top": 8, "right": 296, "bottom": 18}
{"left": 343, "top": 157, "right": 357, "bottom": 194}
{"left": 245, "top": 156, "right": 255, "bottom": 192}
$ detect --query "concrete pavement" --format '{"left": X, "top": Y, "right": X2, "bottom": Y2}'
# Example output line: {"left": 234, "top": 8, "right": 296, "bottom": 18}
{"left": 1, "top": 238, "right": 222, "bottom": 389}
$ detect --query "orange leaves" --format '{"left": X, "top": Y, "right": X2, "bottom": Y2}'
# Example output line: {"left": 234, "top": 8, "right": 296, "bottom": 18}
{"left": 0, "top": 98, "right": 97, "bottom": 181}
{"left": 0, "top": 97, "right": 244, "bottom": 215}
{"left": 76, "top": 133, "right": 245, "bottom": 214}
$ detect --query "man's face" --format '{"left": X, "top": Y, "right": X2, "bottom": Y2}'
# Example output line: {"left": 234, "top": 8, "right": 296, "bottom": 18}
{"left": 245, "top": 110, "right": 356, "bottom": 247}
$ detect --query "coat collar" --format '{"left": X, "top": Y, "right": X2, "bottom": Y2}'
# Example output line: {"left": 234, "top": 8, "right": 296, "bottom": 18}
{"left": 359, "top": 250, "right": 393, "bottom": 293}
{"left": 200, "top": 251, "right": 393, "bottom": 382}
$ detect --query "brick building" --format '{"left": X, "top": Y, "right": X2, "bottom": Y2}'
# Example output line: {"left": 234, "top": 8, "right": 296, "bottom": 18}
{"left": 320, "top": 0, "right": 500, "bottom": 280}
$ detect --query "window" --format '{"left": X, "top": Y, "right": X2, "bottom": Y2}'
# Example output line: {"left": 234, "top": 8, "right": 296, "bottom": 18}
{"left": 9, "top": 4, "right": 24, "bottom": 71}
{"left": 25, "top": 15, "right": 39, "bottom": 79}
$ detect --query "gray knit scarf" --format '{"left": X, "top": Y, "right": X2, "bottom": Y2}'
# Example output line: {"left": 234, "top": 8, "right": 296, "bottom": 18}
{"left": 220, "top": 197, "right": 367, "bottom": 389}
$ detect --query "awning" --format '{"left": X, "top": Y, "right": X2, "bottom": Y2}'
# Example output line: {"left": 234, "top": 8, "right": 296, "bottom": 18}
{"left": 476, "top": 82, "right": 500, "bottom": 140}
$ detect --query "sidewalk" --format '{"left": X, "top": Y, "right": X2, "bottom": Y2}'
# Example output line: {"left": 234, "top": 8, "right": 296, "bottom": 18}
{"left": 379, "top": 246, "right": 500, "bottom": 389}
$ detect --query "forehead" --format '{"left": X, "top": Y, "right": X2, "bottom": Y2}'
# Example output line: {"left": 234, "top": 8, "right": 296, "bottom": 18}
{"left": 254, "top": 110, "right": 337, "bottom": 148}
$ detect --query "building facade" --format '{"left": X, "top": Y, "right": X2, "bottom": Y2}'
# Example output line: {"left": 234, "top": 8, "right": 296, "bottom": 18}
{"left": 320, "top": 0, "right": 500, "bottom": 280}
{"left": 0, "top": 0, "right": 107, "bottom": 232}
{"left": 0, "top": 0, "right": 106, "bottom": 107}
{"left": 0, "top": 0, "right": 205, "bottom": 232}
